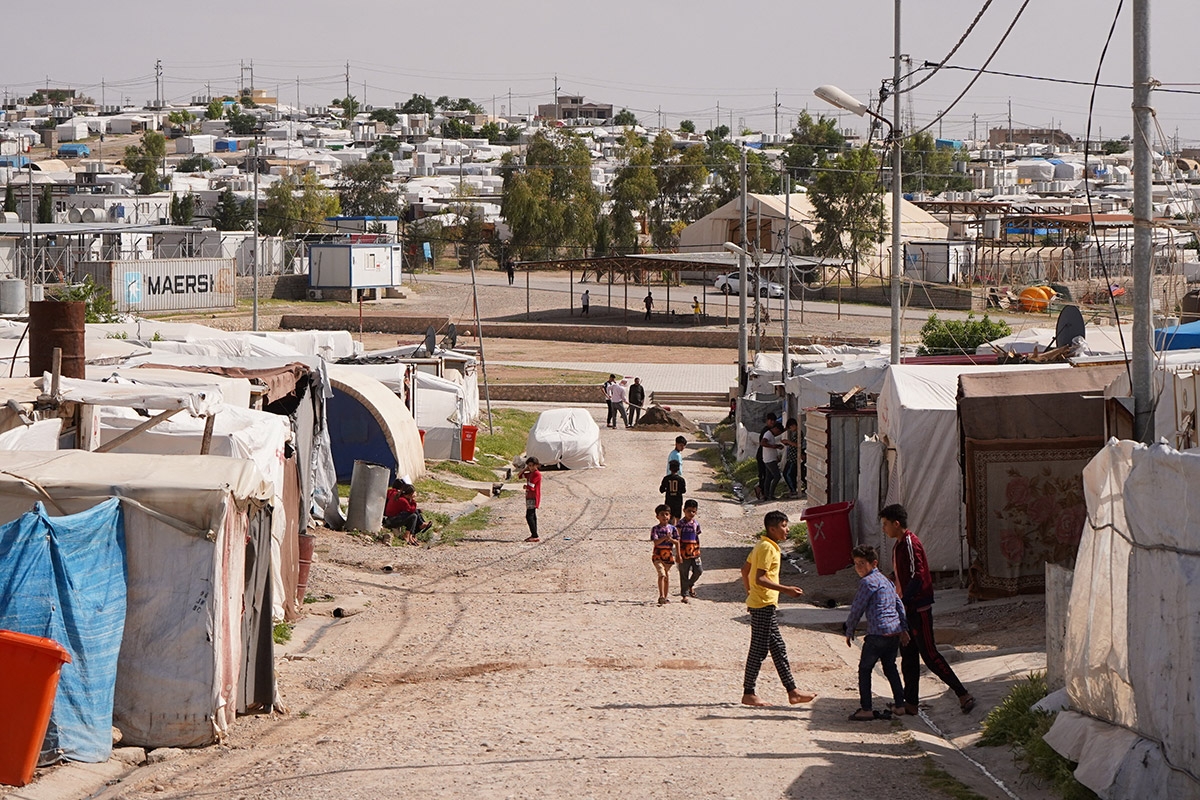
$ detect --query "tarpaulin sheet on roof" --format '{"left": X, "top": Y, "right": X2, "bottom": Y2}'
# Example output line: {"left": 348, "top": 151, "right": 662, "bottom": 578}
{"left": 135, "top": 361, "right": 309, "bottom": 405}
{"left": 45, "top": 374, "right": 223, "bottom": 416}
{"left": 1051, "top": 441, "right": 1200, "bottom": 797}
{"left": 0, "top": 499, "right": 125, "bottom": 764}
{"left": 1153, "top": 319, "right": 1200, "bottom": 351}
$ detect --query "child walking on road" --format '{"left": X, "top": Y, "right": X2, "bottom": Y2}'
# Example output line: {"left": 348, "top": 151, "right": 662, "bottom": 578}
{"left": 844, "top": 545, "right": 909, "bottom": 720}
{"left": 651, "top": 504, "right": 679, "bottom": 605}
{"left": 520, "top": 457, "right": 542, "bottom": 543}
{"left": 882, "top": 503, "right": 977, "bottom": 714}
{"left": 659, "top": 460, "right": 686, "bottom": 523}
{"left": 677, "top": 499, "right": 703, "bottom": 602}
{"left": 741, "top": 510, "right": 817, "bottom": 707}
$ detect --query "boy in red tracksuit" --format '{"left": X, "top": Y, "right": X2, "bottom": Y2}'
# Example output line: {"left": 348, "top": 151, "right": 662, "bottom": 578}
{"left": 880, "top": 503, "right": 976, "bottom": 715}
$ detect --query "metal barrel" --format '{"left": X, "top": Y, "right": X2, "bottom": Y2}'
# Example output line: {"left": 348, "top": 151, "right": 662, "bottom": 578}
{"left": 28, "top": 300, "right": 86, "bottom": 379}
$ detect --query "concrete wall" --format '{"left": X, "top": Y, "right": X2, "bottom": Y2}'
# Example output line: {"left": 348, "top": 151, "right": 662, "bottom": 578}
{"left": 236, "top": 273, "right": 309, "bottom": 301}
{"left": 486, "top": 385, "right": 604, "bottom": 403}
{"left": 278, "top": 314, "right": 878, "bottom": 350}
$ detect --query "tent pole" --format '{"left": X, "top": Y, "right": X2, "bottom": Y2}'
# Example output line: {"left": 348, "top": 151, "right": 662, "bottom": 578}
{"left": 525, "top": 269, "right": 530, "bottom": 319}
{"left": 624, "top": 270, "right": 628, "bottom": 323}
{"left": 570, "top": 267, "right": 574, "bottom": 315}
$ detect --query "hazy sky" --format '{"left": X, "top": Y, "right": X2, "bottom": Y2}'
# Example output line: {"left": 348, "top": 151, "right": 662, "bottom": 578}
{"left": 5, "top": 1, "right": 1198, "bottom": 146}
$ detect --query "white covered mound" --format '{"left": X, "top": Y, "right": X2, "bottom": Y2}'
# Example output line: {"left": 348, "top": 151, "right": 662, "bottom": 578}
{"left": 525, "top": 408, "right": 605, "bottom": 470}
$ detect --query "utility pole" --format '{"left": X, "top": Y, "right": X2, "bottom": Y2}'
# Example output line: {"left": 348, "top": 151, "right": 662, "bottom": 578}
{"left": 252, "top": 130, "right": 260, "bottom": 332}
{"left": 1007, "top": 98, "right": 1013, "bottom": 143}
{"left": 155, "top": 59, "right": 162, "bottom": 109}
{"left": 554, "top": 75, "right": 559, "bottom": 121}
{"left": 1131, "top": 0, "right": 1154, "bottom": 442}
{"left": 972, "top": 113, "right": 978, "bottom": 143}
{"left": 774, "top": 89, "right": 779, "bottom": 137}
{"left": 782, "top": 173, "right": 791, "bottom": 384}
{"left": 716, "top": 101, "right": 720, "bottom": 135}
{"left": 738, "top": 150, "right": 748, "bottom": 387}
{"left": 345, "top": 62, "right": 351, "bottom": 102}
{"left": 889, "top": 0, "right": 903, "bottom": 364}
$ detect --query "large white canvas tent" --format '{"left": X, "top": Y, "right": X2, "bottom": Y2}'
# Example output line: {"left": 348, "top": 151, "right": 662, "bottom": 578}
{"left": 0, "top": 451, "right": 273, "bottom": 748}
{"left": 1046, "top": 441, "right": 1200, "bottom": 797}
{"left": 678, "top": 193, "right": 814, "bottom": 253}
{"left": 526, "top": 408, "right": 604, "bottom": 470}
{"left": 875, "top": 364, "right": 1067, "bottom": 571}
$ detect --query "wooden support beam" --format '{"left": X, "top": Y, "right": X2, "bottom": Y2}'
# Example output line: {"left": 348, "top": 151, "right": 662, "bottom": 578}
{"left": 95, "top": 408, "right": 183, "bottom": 454}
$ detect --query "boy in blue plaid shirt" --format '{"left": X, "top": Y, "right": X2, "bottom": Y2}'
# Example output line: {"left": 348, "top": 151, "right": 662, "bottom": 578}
{"left": 844, "top": 545, "right": 910, "bottom": 721}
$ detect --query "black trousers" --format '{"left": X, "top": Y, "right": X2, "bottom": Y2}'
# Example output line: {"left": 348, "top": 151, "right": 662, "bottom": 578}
{"left": 902, "top": 606, "right": 968, "bottom": 704}
{"left": 858, "top": 634, "right": 904, "bottom": 711}
{"left": 525, "top": 507, "right": 538, "bottom": 538}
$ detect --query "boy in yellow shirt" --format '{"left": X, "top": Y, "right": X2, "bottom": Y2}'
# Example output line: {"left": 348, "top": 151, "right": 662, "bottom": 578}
{"left": 741, "top": 510, "right": 817, "bottom": 707}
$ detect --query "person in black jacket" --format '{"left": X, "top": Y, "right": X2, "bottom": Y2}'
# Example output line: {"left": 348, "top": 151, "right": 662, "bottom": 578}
{"left": 628, "top": 377, "right": 646, "bottom": 425}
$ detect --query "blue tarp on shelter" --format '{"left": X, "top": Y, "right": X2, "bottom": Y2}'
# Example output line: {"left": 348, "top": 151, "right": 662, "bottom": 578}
{"left": 0, "top": 499, "right": 126, "bottom": 764}
{"left": 1154, "top": 320, "right": 1200, "bottom": 350}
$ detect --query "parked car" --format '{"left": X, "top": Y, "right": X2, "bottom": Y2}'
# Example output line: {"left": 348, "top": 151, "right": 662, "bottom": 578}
{"left": 713, "top": 272, "right": 785, "bottom": 298}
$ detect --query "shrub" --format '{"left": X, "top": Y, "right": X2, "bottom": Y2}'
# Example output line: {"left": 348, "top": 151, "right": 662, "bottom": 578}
{"left": 917, "top": 313, "right": 1011, "bottom": 355}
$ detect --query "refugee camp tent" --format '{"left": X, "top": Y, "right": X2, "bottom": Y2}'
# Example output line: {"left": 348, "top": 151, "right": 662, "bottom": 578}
{"left": 875, "top": 363, "right": 1067, "bottom": 572}
{"left": 978, "top": 325, "right": 1133, "bottom": 356}
{"left": 958, "top": 366, "right": 1121, "bottom": 598}
{"left": 786, "top": 356, "right": 890, "bottom": 412}
{"left": 366, "top": 344, "right": 481, "bottom": 422}
{"left": 1047, "top": 441, "right": 1200, "bottom": 797}
{"left": 333, "top": 362, "right": 469, "bottom": 460}
{"left": 526, "top": 408, "right": 604, "bottom": 469}
{"left": 0, "top": 451, "right": 273, "bottom": 748}
{"left": 326, "top": 365, "right": 426, "bottom": 482}
{"left": 1103, "top": 351, "right": 1200, "bottom": 448}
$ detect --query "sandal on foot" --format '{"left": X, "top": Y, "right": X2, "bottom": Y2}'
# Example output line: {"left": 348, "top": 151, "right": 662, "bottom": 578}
{"left": 848, "top": 709, "right": 878, "bottom": 721}
{"left": 959, "top": 694, "right": 977, "bottom": 714}
{"left": 905, "top": 703, "right": 920, "bottom": 716}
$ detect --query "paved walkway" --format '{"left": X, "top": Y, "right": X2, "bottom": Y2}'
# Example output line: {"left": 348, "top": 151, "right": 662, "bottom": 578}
{"left": 491, "top": 361, "right": 736, "bottom": 394}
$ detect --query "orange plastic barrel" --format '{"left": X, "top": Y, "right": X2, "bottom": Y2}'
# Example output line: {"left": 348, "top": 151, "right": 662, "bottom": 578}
{"left": 1018, "top": 285, "right": 1053, "bottom": 313}
{"left": 0, "top": 630, "right": 72, "bottom": 787}
{"left": 460, "top": 425, "right": 478, "bottom": 461}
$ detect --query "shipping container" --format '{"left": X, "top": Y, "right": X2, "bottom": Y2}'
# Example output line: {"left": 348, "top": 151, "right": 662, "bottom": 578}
{"left": 308, "top": 244, "right": 402, "bottom": 288}
{"left": 76, "top": 258, "right": 237, "bottom": 313}
{"left": 57, "top": 143, "right": 91, "bottom": 158}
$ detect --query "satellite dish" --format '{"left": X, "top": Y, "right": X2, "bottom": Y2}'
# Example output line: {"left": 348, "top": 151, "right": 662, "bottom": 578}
{"left": 445, "top": 323, "right": 458, "bottom": 349}
{"left": 1054, "top": 305, "right": 1086, "bottom": 349}
{"left": 424, "top": 325, "right": 437, "bottom": 357}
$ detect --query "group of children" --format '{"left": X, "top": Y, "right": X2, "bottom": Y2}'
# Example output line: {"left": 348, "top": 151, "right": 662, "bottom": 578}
{"left": 649, "top": 436, "right": 703, "bottom": 604}
{"left": 383, "top": 479, "right": 434, "bottom": 546}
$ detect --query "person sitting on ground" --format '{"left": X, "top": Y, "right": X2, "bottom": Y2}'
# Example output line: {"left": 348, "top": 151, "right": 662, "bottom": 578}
{"left": 383, "top": 480, "right": 431, "bottom": 546}
{"left": 844, "top": 545, "right": 909, "bottom": 721}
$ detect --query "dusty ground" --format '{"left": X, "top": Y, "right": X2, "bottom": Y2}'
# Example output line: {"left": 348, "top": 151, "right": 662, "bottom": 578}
{"left": 45, "top": 406, "right": 1047, "bottom": 800}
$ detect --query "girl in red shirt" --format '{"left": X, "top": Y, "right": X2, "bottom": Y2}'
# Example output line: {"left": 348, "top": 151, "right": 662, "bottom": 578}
{"left": 384, "top": 480, "right": 431, "bottom": 546}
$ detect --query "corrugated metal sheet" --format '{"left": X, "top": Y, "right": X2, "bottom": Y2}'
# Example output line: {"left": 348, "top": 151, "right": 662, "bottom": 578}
{"left": 805, "top": 408, "right": 878, "bottom": 506}
{"left": 78, "top": 258, "right": 237, "bottom": 313}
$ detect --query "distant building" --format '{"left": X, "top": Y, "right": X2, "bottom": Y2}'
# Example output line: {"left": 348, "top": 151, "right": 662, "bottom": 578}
{"left": 536, "top": 95, "right": 613, "bottom": 122}
{"left": 989, "top": 127, "right": 1075, "bottom": 147}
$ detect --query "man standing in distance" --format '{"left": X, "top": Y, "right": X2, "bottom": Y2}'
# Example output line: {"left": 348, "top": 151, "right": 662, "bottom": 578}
{"left": 628, "top": 377, "right": 646, "bottom": 426}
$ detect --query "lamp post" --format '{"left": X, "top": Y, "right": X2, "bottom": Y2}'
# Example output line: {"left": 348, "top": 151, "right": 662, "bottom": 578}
{"left": 815, "top": 1, "right": 903, "bottom": 365}
{"left": 724, "top": 240, "right": 754, "bottom": 385}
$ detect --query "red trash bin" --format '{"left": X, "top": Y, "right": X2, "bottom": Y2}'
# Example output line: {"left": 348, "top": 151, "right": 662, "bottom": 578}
{"left": 801, "top": 500, "right": 855, "bottom": 575}
{"left": 0, "top": 630, "right": 72, "bottom": 787}
{"left": 460, "top": 425, "right": 478, "bottom": 461}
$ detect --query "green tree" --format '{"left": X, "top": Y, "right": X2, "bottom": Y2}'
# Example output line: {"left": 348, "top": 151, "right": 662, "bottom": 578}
{"left": 340, "top": 95, "right": 361, "bottom": 129}
{"left": 1102, "top": 139, "right": 1129, "bottom": 155}
{"left": 902, "top": 132, "right": 972, "bottom": 194}
{"left": 782, "top": 111, "right": 845, "bottom": 183}
{"left": 338, "top": 156, "right": 400, "bottom": 216}
{"left": 503, "top": 126, "right": 522, "bottom": 143}
{"left": 688, "top": 140, "right": 775, "bottom": 221}
{"left": 409, "top": 217, "right": 443, "bottom": 265}
{"left": 608, "top": 131, "right": 658, "bottom": 253}
{"left": 809, "top": 146, "right": 886, "bottom": 276}
{"left": 177, "top": 155, "right": 216, "bottom": 173}
{"left": 441, "top": 119, "right": 474, "bottom": 139}
{"left": 211, "top": 187, "right": 249, "bottom": 230}
{"left": 918, "top": 313, "right": 1011, "bottom": 355}
{"left": 237, "top": 90, "right": 258, "bottom": 108}
{"left": 613, "top": 108, "right": 639, "bottom": 126}
{"left": 499, "top": 130, "right": 600, "bottom": 260}
{"left": 206, "top": 98, "right": 225, "bottom": 120}
{"left": 170, "top": 192, "right": 196, "bottom": 225}
{"left": 3, "top": 183, "right": 15, "bottom": 213}
{"left": 123, "top": 131, "right": 167, "bottom": 194}
{"left": 679, "top": 120, "right": 696, "bottom": 134}
{"left": 262, "top": 172, "right": 341, "bottom": 236}
{"left": 649, "top": 136, "right": 708, "bottom": 247}
{"left": 373, "top": 137, "right": 402, "bottom": 156}
{"left": 225, "top": 104, "right": 258, "bottom": 135}
{"left": 36, "top": 185, "right": 54, "bottom": 223}
{"left": 705, "top": 125, "right": 730, "bottom": 142}
{"left": 400, "top": 94, "right": 436, "bottom": 115}
{"left": 478, "top": 121, "right": 502, "bottom": 144}
{"left": 452, "top": 203, "right": 487, "bottom": 268}
{"left": 370, "top": 108, "right": 399, "bottom": 127}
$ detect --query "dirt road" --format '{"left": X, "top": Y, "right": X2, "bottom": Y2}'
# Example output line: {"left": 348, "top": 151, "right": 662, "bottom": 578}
{"left": 90, "top": 409, "right": 970, "bottom": 800}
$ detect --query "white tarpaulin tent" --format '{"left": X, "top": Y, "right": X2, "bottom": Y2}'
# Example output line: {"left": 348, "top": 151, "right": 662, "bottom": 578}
{"left": 526, "top": 408, "right": 604, "bottom": 470}
{"left": 1045, "top": 440, "right": 1200, "bottom": 797}
{"left": 326, "top": 365, "right": 426, "bottom": 482}
{"left": 785, "top": 356, "right": 890, "bottom": 412}
{"left": 876, "top": 364, "right": 1067, "bottom": 571}
{"left": 0, "top": 451, "right": 272, "bottom": 748}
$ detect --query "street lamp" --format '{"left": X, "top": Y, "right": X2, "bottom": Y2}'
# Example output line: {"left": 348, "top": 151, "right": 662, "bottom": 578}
{"left": 814, "top": 3, "right": 904, "bottom": 365}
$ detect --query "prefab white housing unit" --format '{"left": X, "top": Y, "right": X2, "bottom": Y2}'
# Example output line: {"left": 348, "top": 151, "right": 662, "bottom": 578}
{"left": 308, "top": 244, "right": 402, "bottom": 288}
{"left": 903, "top": 240, "right": 971, "bottom": 283}
{"left": 177, "top": 135, "right": 216, "bottom": 154}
